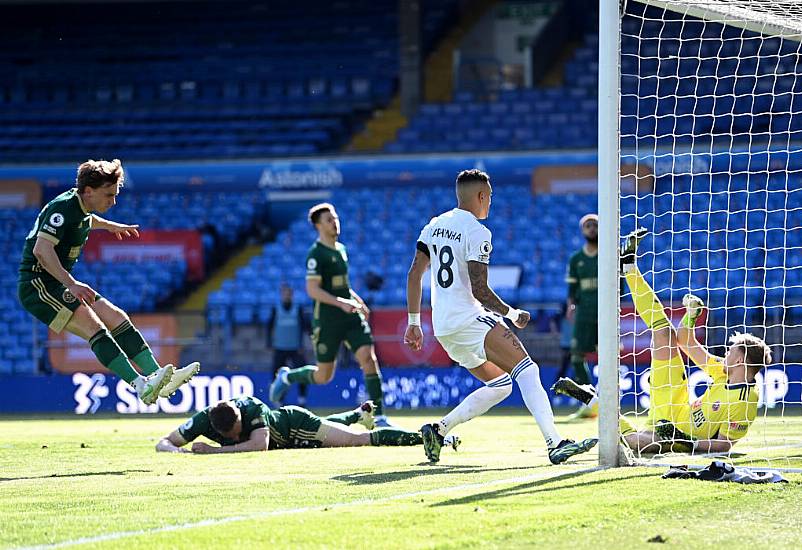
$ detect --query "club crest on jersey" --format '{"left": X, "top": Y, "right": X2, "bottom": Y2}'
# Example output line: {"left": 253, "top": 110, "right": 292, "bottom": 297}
{"left": 49, "top": 213, "right": 65, "bottom": 227}
{"left": 62, "top": 289, "right": 77, "bottom": 304}
{"left": 712, "top": 401, "right": 721, "bottom": 412}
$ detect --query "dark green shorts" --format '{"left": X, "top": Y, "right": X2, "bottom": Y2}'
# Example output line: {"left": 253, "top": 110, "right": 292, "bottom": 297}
{"left": 268, "top": 406, "right": 329, "bottom": 449}
{"left": 312, "top": 312, "right": 373, "bottom": 363}
{"left": 571, "top": 319, "right": 598, "bottom": 355}
{"left": 17, "top": 277, "right": 82, "bottom": 333}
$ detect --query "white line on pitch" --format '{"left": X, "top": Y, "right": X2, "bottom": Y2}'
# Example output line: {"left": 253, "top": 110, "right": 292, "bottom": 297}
{"left": 16, "top": 465, "right": 605, "bottom": 550}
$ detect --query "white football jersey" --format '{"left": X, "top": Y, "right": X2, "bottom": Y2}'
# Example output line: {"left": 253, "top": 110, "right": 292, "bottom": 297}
{"left": 417, "top": 208, "right": 493, "bottom": 336}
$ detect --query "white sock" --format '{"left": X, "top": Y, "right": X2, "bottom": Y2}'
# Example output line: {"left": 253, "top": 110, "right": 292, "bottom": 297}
{"left": 438, "top": 373, "right": 513, "bottom": 435}
{"left": 511, "top": 357, "right": 561, "bottom": 448}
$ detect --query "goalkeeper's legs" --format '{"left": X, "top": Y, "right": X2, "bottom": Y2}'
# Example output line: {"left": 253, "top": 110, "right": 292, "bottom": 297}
{"left": 621, "top": 233, "right": 687, "bottom": 425}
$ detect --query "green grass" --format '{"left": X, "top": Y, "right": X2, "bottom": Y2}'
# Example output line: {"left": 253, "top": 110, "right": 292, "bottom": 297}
{"left": 1, "top": 410, "right": 802, "bottom": 549}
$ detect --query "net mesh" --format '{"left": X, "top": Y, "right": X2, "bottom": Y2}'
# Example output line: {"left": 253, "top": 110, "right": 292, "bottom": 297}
{"left": 619, "top": 0, "right": 802, "bottom": 468}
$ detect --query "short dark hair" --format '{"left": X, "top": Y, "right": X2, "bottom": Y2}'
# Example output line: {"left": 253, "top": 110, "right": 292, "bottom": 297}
{"left": 209, "top": 401, "right": 237, "bottom": 433}
{"left": 728, "top": 332, "right": 772, "bottom": 378}
{"left": 456, "top": 169, "right": 490, "bottom": 187}
{"left": 76, "top": 159, "right": 124, "bottom": 193}
{"left": 308, "top": 202, "right": 335, "bottom": 225}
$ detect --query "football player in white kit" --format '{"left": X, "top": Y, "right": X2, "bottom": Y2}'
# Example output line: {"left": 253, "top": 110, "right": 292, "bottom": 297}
{"left": 405, "top": 169, "right": 598, "bottom": 463}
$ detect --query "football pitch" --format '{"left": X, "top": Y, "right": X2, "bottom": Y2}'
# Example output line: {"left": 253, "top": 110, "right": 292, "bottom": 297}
{"left": 2, "top": 411, "right": 802, "bottom": 550}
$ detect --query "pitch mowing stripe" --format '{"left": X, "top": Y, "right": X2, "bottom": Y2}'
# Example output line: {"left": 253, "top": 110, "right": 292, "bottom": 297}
{"left": 17, "top": 465, "right": 604, "bottom": 550}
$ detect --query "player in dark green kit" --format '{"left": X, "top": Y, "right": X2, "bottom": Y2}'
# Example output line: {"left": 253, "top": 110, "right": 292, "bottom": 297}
{"left": 269, "top": 203, "right": 392, "bottom": 426}
{"left": 17, "top": 159, "right": 199, "bottom": 404}
{"left": 564, "top": 213, "right": 599, "bottom": 420}
{"left": 156, "top": 396, "right": 459, "bottom": 453}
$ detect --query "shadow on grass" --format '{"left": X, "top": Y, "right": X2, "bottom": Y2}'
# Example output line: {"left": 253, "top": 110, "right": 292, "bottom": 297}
{"left": 430, "top": 470, "right": 656, "bottom": 507}
{"left": 332, "top": 465, "right": 546, "bottom": 485}
{"left": 0, "top": 469, "right": 151, "bottom": 482}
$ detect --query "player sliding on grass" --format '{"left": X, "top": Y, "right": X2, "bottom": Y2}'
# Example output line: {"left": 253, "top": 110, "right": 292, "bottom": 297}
{"left": 156, "top": 396, "right": 459, "bottom": 453}
{"left": 17, "top": 159, "right": 199, "bottom": 404}
{"left": 553, "top": 228, "right": 772, "bottom": 455}
{"left": 405, "top": 169, "right": 598, "bottom": 464}
{"left": 269, "top": 203, "right": 391, "bottom": 426}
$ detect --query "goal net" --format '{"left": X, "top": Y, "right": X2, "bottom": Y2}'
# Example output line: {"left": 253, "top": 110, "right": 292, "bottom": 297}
{"left": 601, "top": 0, "right": 802, "bottom": 470}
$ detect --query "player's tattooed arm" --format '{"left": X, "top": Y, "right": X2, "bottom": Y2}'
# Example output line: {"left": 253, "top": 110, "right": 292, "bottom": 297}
{"left": 467, "top": 261, "right": 510, "bottom": 316}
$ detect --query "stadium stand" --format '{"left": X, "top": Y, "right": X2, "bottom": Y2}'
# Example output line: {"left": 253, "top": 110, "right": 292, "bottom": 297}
{"left": 0, "top": 0, "right": 457, "bottom": 162}
{"left": 385, "top": 4, "right": 802, "bottom": 153}
{"left": 207, "top": 173, "right": 802, "bottom": 330}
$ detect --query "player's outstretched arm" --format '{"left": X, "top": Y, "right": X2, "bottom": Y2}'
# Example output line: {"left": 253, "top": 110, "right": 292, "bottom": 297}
{"left": 676, "top": 294, "right": 717, "bottom": 366}
{"left": 405, "top": 249, "right": 430, "bottom": 351}
{"left": 192, "top": 428, "right": 270, "bottom": 454}
{"left": 467, "top": 262, "right": 530, "bottom": 328}
{"left": 692, "top": 437, "right": 734, "bottom": 454}
{"left": 90, "top": 214, "right": 140, "bottom": 240}
{"left": 156, "top": 430, "right": 190, "bottom": 453}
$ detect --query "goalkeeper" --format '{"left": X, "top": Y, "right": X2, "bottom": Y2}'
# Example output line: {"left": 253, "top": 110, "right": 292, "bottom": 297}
{"left": 156, "top": 396, "right": 459, "bottom": 454}
{"left": 553, "top": 228, "right": 772, "bottom": 454}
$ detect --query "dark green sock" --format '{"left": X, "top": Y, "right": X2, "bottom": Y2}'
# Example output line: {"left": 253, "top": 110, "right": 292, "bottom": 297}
{"left": 111, "top": 320, "right": 160, "bottom": 375}
{"left": 364, "top": 373, "right": 384, "bottom": 416}
{"left": 571, "top": 354, "right": 592, "bottom": 386}
{"left": 287, "top": 365, "right": 318, "bottom": 385}
{"left": 89, "top": 330, "right": 139, "bottom": 384}
{"left": 369, "top": 428, "right": 423, "bottom": 446}
{"left": 325, "top": 410, "right": 361, "bottom": 426}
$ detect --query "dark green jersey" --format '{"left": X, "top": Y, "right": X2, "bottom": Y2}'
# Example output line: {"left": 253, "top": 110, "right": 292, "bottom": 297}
{"left": 19, "top": 189, "right": 92, "bottom": 283}
{"left": 178, "top": 396, "right": 270, "bottom": 447}
{"left": 566, "top": 248, "right": 598, "bottom": 322}
{"left": 306, "top": 240, "right": 352, "bottom": 317}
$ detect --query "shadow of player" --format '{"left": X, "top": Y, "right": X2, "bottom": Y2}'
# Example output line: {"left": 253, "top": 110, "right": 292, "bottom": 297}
{"left": 430, "top": 470, "right": 656, "bottom": 507}
{"left": 0, "top": 469, "right": 151, "bottom": 482}
{"left": 332, "top": 464, "right": 548, "bottom": 485}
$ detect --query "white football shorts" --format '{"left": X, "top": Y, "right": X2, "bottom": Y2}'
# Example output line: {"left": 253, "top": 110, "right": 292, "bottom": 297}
{"left": 436, "top": 312, "right": 507, "bottom": 369}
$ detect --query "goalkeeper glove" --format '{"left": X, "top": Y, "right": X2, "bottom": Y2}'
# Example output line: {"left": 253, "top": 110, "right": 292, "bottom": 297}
{"left": 681, "top": 293, "right": 705, "bottom": 329}
{"left": 654, "top": 420, "right": 695, "bottom": 453}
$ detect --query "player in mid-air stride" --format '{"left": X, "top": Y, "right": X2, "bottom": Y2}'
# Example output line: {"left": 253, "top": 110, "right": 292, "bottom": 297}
{"left": 553, "top": 228, "right": 772, "bottom": 454}
{"left": 17, "top": 159, "right": 199, "bottom": 404}
{"left": 269, "top": 203, "right": 392, "bottom": 426}
{"left": 405, "top": 169, "right": 598, "bottom": 464}
{"left": 156, "top": 396, "right": 459, "bottom": 453}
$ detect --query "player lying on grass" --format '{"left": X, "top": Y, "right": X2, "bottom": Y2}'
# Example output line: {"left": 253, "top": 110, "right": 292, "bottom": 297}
{"left": 156, "top": 396, "right": 459, "bottom": 454}
{"left": 18, "top": 159, "right": 199, "bottom": 404}
{"left": 405, "top": 169, "right": 597, "bottom": 464}
{"left": 553, "top": 228, "right": 772, "bottom": 455}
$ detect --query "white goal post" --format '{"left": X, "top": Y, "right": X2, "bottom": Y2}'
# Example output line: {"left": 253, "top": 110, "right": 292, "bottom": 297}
{"left": 598, "top": 0, "right": 802, "bottom": 468}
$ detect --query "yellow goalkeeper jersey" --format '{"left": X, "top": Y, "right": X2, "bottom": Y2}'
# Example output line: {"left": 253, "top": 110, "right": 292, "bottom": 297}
{"left": 672, "top": 357, "right": 758, "bottom": 442}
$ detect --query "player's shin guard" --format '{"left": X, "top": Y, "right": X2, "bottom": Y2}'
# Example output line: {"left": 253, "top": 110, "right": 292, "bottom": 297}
{"left": 438, "top": 373, "right": 512, "bottom": 435}
{"left": 364, "top": 372, "right": 384, "bottom": 416}
{"left": 623, "top": 267, "right": 670, "bottom": 331}
{"left": 285, "top": 365, "right": 317, "bottom": 385}
{"left": 111, "top": 319, "right": 160, "bottom": 375}
{"left": 89, "top": 329, "right": 139, "bottom": 384}
{"left": 369, "top": 428, "right": 423, "bottom": 446}
{"left": 511, "top": 357, "right": 561, "bottom": 448}
{"left": 325, "top": 410, "right": 361, "bottom": 426}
